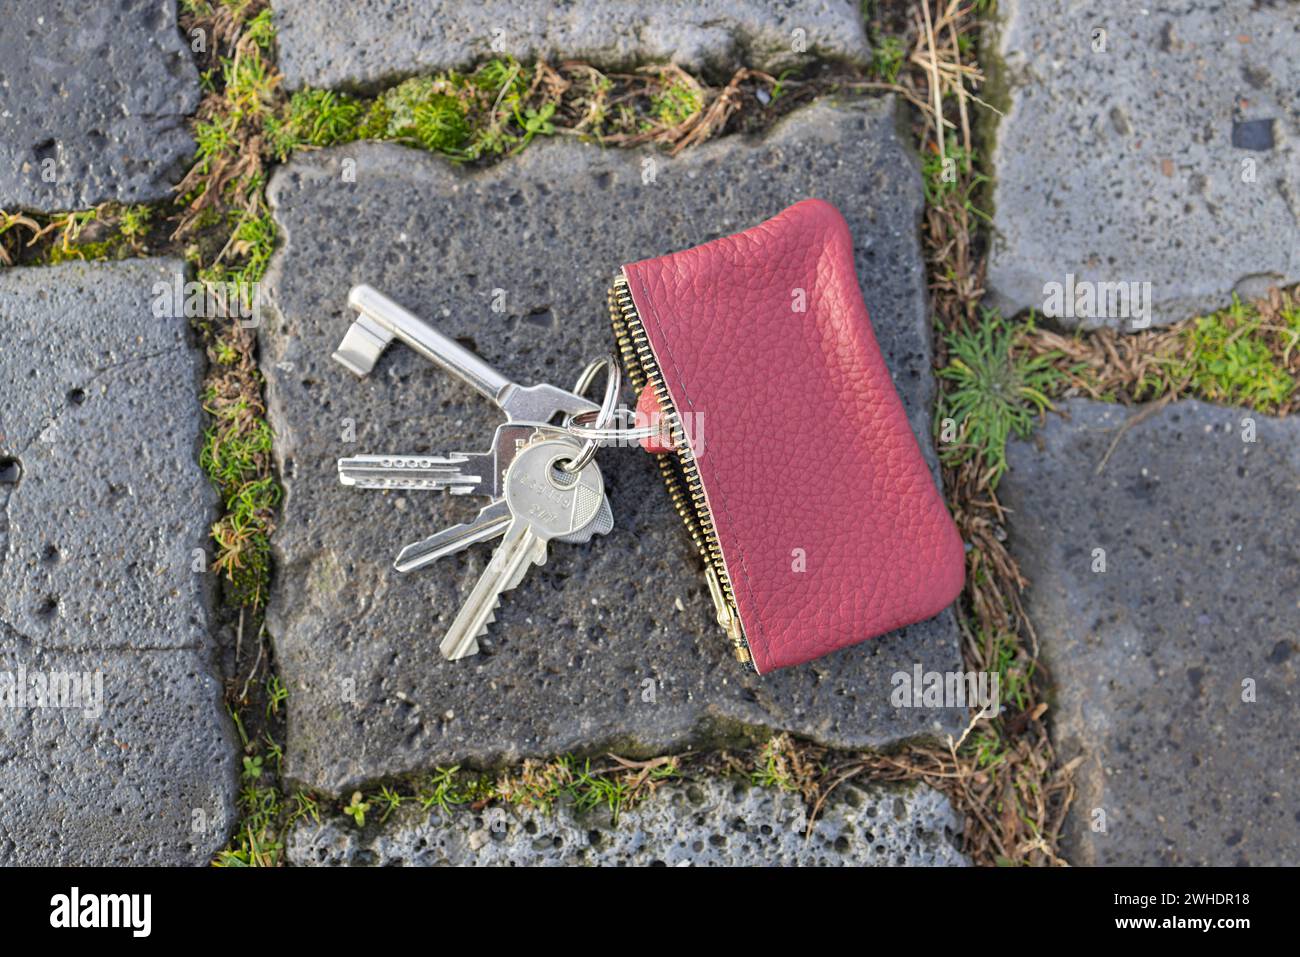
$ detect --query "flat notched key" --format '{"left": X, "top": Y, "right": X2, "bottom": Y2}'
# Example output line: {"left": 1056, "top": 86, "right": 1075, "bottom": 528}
{"left": 395, "top": 500, "right": 511, "bottom": 572}
{"left": 338, "top": 423, "right": 556, "bottom": 498}
{"left": 440, "top": 439, "right": 605, "bottom": 661}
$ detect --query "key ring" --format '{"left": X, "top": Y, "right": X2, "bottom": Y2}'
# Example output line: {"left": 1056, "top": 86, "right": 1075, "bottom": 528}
{"left": 564, "top": 408, "right": 667, "bottom": 443}
{"left": 559, "top": 355, "right": 621, "bottom": 472}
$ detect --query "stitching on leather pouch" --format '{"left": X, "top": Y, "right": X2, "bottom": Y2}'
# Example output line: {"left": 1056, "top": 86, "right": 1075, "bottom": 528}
{"left": 630, "top": 270, "right": 768, "bottom": 661}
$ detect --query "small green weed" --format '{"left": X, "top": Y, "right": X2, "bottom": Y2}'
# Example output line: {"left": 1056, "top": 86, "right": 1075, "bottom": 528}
{"left": 872, "top": 35, "right": 907, "bottom": 83}
{"left": 937, "top": 310, "right": 1061, "bottom": 486}
{"left": 650, "top": 79, "right": 703, "bottom": 127}
{"left": 343, "top": 792, "right": 371, "bottom": 827}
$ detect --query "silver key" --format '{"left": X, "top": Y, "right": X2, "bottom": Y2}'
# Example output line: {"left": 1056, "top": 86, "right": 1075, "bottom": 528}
{"left": 334, "top": 285, "right": 599, "bottom": 422}
{"left": 341, "top": 423, "right": 611, "bottom": 571}
{"left": 394, "top": 489, "right": 613, "bottom": 572}
{"left": 395, "top": 499, "right": 510, "bottom": 572}
{"left": 338, "top": 423, "right": 555, "bottom": 498}
{"left": 440, "top": 439, "right": 605, "bottom": 660}
{"left": 337, "top": 453, "right": 483, "bottom": 495}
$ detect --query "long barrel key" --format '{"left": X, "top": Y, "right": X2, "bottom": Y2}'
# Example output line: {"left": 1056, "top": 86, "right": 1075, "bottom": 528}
{"left": 440, "top": 438, "right": 605, "bottom": 660}
{"left": 334, "top": 285, "right": 600, "bottom": 422}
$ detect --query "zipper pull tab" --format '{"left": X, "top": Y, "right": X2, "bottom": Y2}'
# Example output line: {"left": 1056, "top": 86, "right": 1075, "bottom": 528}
{"left": 705, "top": 565, "right": 749, "bottom": 663}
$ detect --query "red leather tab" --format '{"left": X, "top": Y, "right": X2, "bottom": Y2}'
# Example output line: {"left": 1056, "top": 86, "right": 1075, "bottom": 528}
{"left": 635, "top": 384, "right": 675, "bottom": 454}
{"left": 622, "top": 199, "right": 965, "bottom": 673}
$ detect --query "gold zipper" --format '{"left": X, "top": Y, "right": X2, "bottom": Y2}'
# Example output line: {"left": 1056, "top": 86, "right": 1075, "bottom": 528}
{"left": 607, "top": 274, "right": 751, "bottom": 666}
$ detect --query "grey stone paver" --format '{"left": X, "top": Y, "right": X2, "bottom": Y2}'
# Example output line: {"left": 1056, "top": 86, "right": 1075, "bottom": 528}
{"left": 288, "top": 778, "right": 969, "bottom": 866}
{"left": 273, "top": 0, "right": 870, "bottom": 90}
{"left": 261, "top": 97, "right": 965, "bottom": 796}
{"left": 1001, "top": 399, "right": 1300, "bottom": 865}
{"left": 0, "top": 260, "right": 237, "bottom": 864}
{"left": 0, "top": 637, "right": 234, "bottom": 865}
{"left": 986, "top": 0, "right": 1300, "bottom": 328}
{"left": 0, "top": 0, "right": 200, "bottom": 212}
{"left": 0, "top": 261, "right": 211, "bottom": 649}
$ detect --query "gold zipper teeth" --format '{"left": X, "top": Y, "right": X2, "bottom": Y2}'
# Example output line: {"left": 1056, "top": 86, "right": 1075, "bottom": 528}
{"left": 607, "top": 275, "right": 750, "bottom": 665}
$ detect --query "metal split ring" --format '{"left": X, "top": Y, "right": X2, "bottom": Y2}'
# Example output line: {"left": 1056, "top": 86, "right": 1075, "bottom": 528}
{"left": 564, "top": 407, "right": 666, "bottom": 443}
{"left": 559, "top": 355, "right": 621, "bottom": 472}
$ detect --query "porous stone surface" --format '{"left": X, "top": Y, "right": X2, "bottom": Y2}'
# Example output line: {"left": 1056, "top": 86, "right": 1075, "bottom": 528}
{"left": 274, "top": 0, "right": 870, "bottom": 90}
{"left": 0, "top": 261, "right": 212, "bottom": 650}
{"left": 985, "top": 0, "right": 1300, "bottom": 328}
{"left": 1001, "top": 399, "right": 1300, "bottom": 865}
{"left": 0, "top": 0, "right": 200, "bottom": 211}
{"left": 0, "top": 637, "right": 235, "bottom": 865}
{"left": 262, "top": 98, "right": 966, "bottom": 795}
{"left": 0, "top": 260, "right": 236, "bottom": 864}
{"left": 288, "top": 778, "right": 969, "bottom": 866}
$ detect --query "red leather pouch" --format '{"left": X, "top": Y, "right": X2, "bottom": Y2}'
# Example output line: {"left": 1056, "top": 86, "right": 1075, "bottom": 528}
{"left": 610, "top": 199, "right": 965, "bottom": 673}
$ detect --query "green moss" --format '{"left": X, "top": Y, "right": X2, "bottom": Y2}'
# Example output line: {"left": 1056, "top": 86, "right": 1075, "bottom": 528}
{"left": 44, "top": 239, "right": 118, "bottom": 264}
{"left": 410, "top": 94, "right": 471, "bottom": 152}
{"left": 199, "top": 389, "right": 281, "bottom": 608}
{"left": 380, "top": 76, "right": 444, "bottom": 130}
{"left": 266, "top": 89, "right": 365, "bottom": 160}
{"left": 1176, "top": 295, "right": 1295, "bottom": 411}
{"left": 354, "top": 99, "right": 392, "bottom": 139}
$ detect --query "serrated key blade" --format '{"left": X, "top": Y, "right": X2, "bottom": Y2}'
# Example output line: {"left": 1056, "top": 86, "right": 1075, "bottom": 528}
{"left": 439, "top": 438, "right": 604, "bottom": 662}
{"left": 440, "top": 522, "right": 544, "bottom": 660}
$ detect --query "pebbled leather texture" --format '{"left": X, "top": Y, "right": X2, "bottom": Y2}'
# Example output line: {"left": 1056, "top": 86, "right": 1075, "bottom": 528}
{"left": 623, "top": 199, "right": 965, "bottom": 673}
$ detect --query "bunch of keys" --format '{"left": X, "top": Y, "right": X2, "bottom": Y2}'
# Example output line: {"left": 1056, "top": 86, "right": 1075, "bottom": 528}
{"left": 332, "top": 285, "right": 631, "bottom": 661}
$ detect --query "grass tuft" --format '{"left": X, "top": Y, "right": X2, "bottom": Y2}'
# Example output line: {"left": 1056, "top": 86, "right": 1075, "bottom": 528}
{"left": 751, "top": 732, "right": 818, "bottom": 797}
{"left": 937, "top": 310, "right": 1062, "bottom": 486}
{"left": 1021, "top": 287, "right": 1300, "bottom": 416}
{"left": 266, "top": 89, "right": 364, "bottom": 160}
